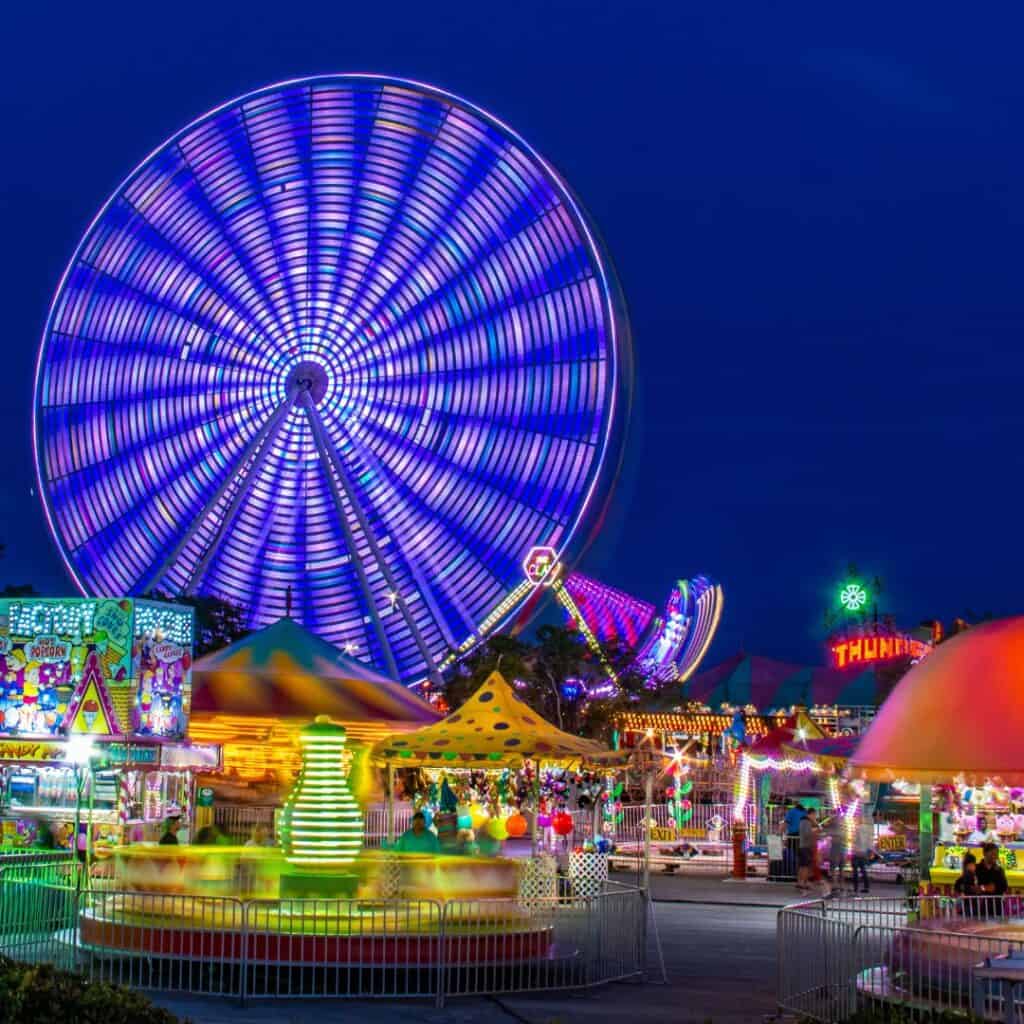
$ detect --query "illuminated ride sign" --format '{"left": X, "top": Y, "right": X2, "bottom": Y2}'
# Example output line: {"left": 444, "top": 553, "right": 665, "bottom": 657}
{"left": 839, "top": 583, "right": 868, "bottom": 612}
{"left": 523, "top": 546, "right": 559, "bottom": 586}
{"left": 830, "top": 633, "right": 932, "bottom": 669}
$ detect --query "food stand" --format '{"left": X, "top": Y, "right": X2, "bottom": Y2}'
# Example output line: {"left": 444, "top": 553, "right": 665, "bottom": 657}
{"left": 0, "top": 596, "right": 218, "bottom": 851}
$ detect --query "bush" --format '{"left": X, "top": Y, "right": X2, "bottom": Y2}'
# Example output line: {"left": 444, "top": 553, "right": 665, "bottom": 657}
{"left": 0, "top": 957, "right": 183, "bottom": 1023}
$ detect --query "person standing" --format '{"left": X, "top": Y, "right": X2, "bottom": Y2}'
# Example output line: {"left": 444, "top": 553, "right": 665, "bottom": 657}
{"left": 797, "top": 807, "right": 818, "bottom": 892}
{"left": 851, "top": 816, "right": 873, "bottom": 895}
{"left": 976, "top": 842, "right": 1008, "bottom": 917}
{"left": 826, "top": 814, "right": 847, "bottom": 894}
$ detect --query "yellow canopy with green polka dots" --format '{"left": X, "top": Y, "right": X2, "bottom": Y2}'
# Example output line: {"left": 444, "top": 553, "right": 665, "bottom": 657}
{"left": 371, "top": 672, "right": 622, "bottom": 767}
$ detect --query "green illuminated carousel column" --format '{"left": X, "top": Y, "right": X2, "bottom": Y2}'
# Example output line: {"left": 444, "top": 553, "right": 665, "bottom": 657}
{"left": 278, "top": 716, "right": 364, "bottom": 898}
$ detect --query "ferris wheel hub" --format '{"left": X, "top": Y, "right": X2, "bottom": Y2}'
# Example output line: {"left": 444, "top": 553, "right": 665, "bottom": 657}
{"left": 286, "top": 360, "right": 331, "bottom": 405}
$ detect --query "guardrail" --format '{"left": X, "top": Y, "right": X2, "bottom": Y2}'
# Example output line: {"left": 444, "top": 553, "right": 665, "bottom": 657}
{"left": 0, "top": 862, "right": 646, "bottom": 1006}
{"left": 214, "top": 801, "right": 755, "bottom": 846}
{"left": 778, "top": 894, "right": 1024, "bottom": 1022}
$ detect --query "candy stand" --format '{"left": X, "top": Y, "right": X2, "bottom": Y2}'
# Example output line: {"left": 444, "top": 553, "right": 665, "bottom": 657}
{"left": 0, "top": 597, "right": 217, "bottom": 852}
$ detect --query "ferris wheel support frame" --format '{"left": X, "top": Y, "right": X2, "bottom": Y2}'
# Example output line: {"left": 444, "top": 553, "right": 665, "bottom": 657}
{"left": 301, "top": 391, "right": 443, "bottom": 686}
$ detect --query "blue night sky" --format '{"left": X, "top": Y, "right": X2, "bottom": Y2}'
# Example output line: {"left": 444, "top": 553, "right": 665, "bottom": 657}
{"left": 1, "top": 3, "right": 1020, "bottom": 666}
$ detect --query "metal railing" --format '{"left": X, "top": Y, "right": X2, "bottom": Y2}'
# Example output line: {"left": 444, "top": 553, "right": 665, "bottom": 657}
{"left": 778, "top": 894, "right": 1024, "bottom": 1022}
{"left": 0, "top": 862, "right": 647, "bottom": 1006}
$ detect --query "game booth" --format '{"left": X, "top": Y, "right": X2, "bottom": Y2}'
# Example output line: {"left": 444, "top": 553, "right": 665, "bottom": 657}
{"left": 0, "top": 597, "right": 219, "bottom": 853}
{"left": 842, "top": 618, "right": 1024, "bottom": 1009}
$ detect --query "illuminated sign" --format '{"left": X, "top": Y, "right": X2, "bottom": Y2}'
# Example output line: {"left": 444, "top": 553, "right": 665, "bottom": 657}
{"left": 160, "top": 743, "right": 221, "bottom": 770}
{"left": 24, "top": 635, "right": 71, "bottom": 664}
{"left": 830, "top": 633, "right": 932, "bottom": 669}
{"left": 5, "top": 600, "right": 96, "bottom": 639}
{"left": 152, "top": 642, "right": 185, "bottom": 665}
{"left": 99, "top": 743, "right": 159, "bottom": 765}
{"left": 523, "top": 546, "right": 559, "bottom": 586}
{"left": 134, "top": 603, "right": 193, "bottom": 646}
{"left": 839, "top": 583, "right": 868, "bottom": 612}
{"left": 0, "top": 740, "right": 66, "bottom": 762}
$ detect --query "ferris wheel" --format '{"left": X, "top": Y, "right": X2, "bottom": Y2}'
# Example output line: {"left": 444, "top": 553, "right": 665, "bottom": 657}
{"left": 34, "top": 75, "right": 628, "bottom": 686}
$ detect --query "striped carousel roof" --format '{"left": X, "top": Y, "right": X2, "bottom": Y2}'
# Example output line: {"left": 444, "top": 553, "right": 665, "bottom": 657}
{"left": 191, "top": 617, "right": 439, "bottom": 725}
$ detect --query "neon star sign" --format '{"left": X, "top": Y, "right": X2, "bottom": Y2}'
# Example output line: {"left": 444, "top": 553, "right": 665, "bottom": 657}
{"left": 839, "top": 583, "right": 868, "bottom": 612}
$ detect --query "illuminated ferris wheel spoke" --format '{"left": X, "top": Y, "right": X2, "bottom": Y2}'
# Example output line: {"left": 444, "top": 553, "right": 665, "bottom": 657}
{"left": 116, "top": 188, "right": 292, "bottom": 360}
{"left": 355, "top": 410, "right": 568, "bottom": 542}
{"left": 331, "top": 422, "right": 479, "bottom": 647}
{"left": 171, "top": 129, "right": 308, "bottom": 350}
{"left": 140, "top": 391, "right": 299, "bottom": 594}
{"left": 330, "top": 127, "right": 510, "bottom": 357}
{"left": 54, "top": 395, "right": 278, "bottom": 567}
{"left": 302, "top": 393, "right": 443, "bottom": 683}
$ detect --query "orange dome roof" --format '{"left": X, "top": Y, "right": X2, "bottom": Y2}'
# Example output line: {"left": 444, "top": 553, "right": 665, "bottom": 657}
{"left": 851, "top": 618, "right": 1024, "bottom": 785}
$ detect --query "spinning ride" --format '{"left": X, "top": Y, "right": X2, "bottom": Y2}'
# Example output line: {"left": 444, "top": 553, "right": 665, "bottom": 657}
{"left": 34, "top": 75, "right": 629, "bottom": 687}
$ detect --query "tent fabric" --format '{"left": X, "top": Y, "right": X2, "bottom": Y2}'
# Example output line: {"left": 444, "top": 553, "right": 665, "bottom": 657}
{"left": 780, "top": 733, "right": 859, "bottom": 769}
{"left": 850, "top": 618, "right": 1024, "bottom": 785}
{"left": 191, "top": 617, "right": 438, "bottom": 725}
{"left": 372, "top": 671, "right": 621, "bottom": 767}
{"left": 747, "top": 712, "right": 825, "bottom": 759}
{"left": 684, "top": 652, "right": 877, "bottom": 710}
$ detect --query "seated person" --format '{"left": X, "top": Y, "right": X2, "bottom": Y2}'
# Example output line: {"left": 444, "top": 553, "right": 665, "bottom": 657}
{"left": 394, "top": 811, "right": 441, "bottom": 854}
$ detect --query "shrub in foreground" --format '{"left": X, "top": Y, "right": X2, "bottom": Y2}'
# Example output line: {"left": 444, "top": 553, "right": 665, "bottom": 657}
{"left": 0, "top": 957, "right": 182, "bottom": 1023}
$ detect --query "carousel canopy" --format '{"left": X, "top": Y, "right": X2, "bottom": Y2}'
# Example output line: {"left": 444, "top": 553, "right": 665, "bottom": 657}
{"left": 684, "top": 652, "right": 877, "bottom": 710}
{"left": 371, "top": 671, "right": 621, "bottom": 767}
{"left": 850, "top": 618, "right": 1024, "bottom": 785}
{"left": 191, "top": 617, "right": 439, "bottom": 726}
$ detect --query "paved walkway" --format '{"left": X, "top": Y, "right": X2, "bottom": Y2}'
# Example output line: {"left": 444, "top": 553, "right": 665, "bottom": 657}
{"left": 150, "top": 875, "right": 912, "bottom": 1022}
{"left": 151, "top": 895, "right": 782, "bottom": 1024}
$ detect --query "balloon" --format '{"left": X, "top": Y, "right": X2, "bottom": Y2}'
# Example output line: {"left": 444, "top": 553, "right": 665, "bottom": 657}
{"left": 457, "top": 813, "right": 473, "bottom": 830}
{"left": 596, "top": 837, "right": 612, "bottom": 854}
{"left": 552, "top": 812, "right": 573, "bottom": 836}
{"left": 506, "top": 813, "right": 528, "bottom": 838}
{"left": 487, "top": 817, "right": 508, "bottom": 841}
{"left": 665, "top": 786, "right": 675, "bottom": 798}
{"left": 537, "top": 813, "right": 551, "bottom": 828}
{"left": 470, "top": 804, "right": 489, "bottom": 831}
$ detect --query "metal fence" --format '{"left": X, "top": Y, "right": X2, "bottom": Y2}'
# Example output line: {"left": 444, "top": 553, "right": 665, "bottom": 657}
{"left": 778, "top": 895, "right": 1024, "bottom": 1022}
{"left": 215, "top": 801, "right": 753, "bottom": 847}
{"left": 0, "top": 862, "right": 646, "bottom": 1006}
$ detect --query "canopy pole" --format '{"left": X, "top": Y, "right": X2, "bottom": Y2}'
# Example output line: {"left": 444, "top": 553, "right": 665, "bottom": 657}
{"left": 643, "top": 770, "right": 654, "bottom": 892}
{"left": 919, "top": 784, "right": 933, "bottom": 883}
{"left": 386, "top": 764, "right": 396, "bottom": 845}
{"left": 530, "top": 764, "right": 539, "bottom": 857}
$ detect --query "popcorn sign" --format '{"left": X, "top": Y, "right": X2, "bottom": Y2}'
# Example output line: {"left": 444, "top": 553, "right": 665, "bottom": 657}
{"left": 24, "top": 635, "right": 71, "bottom": 663}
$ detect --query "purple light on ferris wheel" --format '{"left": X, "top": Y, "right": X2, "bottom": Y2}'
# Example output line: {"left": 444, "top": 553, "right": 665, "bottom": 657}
{"left": 33, "top": 75, "right": 627, "bottom": 687}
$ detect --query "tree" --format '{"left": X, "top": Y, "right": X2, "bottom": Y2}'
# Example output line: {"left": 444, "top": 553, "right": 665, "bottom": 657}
{"left": 447, "top": 633, "right": 533, "bottom": 710}
{"left": 0, "top": 542, "right": 38, "bottom": 598}
{"left": 144, "top": 591, "right": 249, "bottom": 656}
